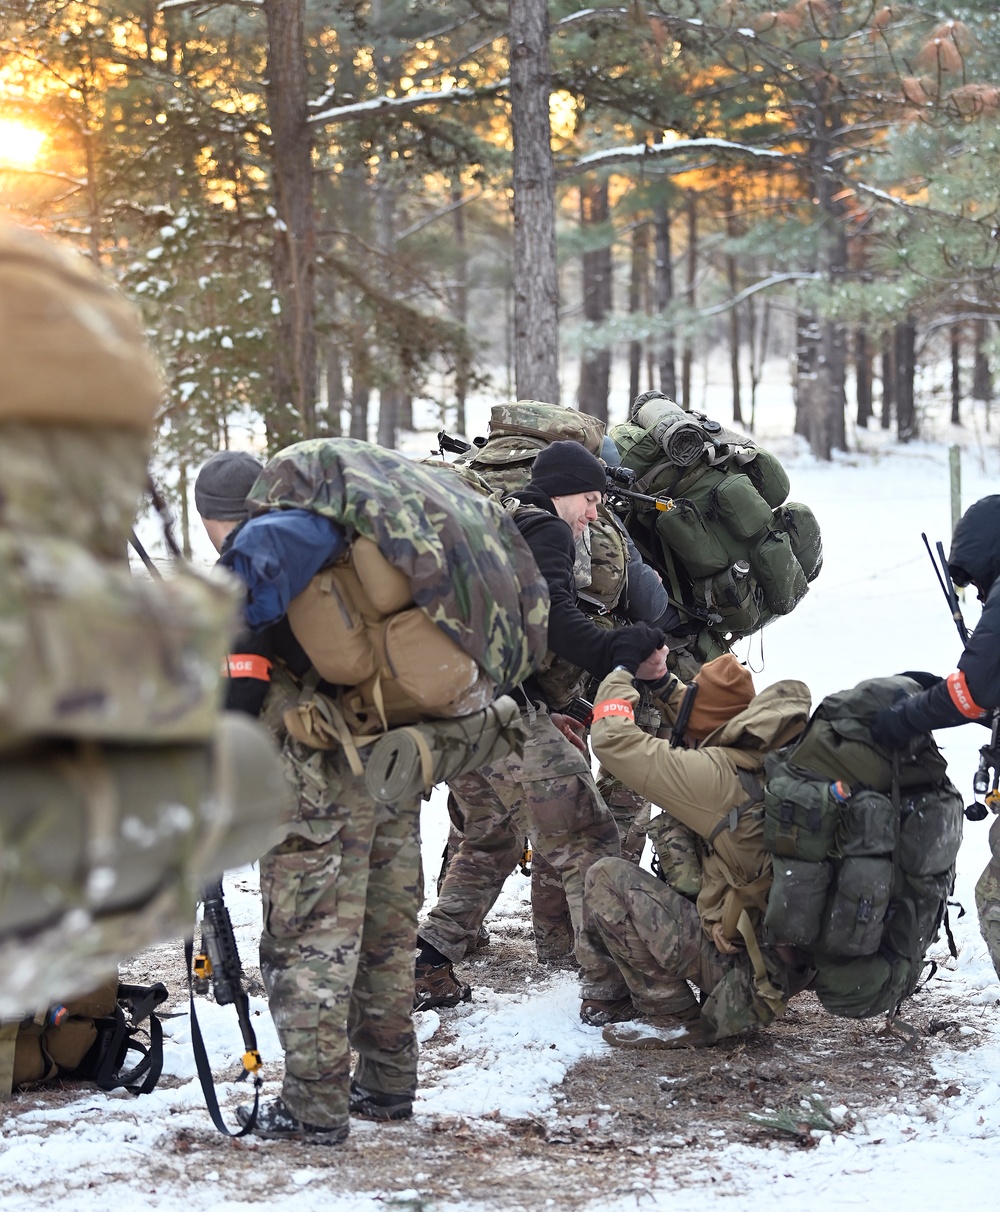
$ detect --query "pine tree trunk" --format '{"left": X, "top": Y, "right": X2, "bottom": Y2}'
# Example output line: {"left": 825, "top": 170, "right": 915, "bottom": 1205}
{"left": 264, "top": 0, "right": 317, "bottom": 448}
{"left": 653, "top": 200, "right": 677, "bottom": 401}
{"left": 452, "top": 179, "right": 469, "bottom": 436}
{"left": 510, "top": 0, "right": 559, "bottom": 403}
{"left": 579, "top": 178, "right": 611, "bottom": 423}
{"left": 375, "top": 172, "right": 399, "bottom": 449}
{"left": 325, "top": 338, "right": 344, "bottom": 436}
{"left": 880, "top": 334, "right": 894, "bottom": 430}
{"left": 951, "top": 324, "right": 962, "bottom": 426}
{"left": 377, "top": 386, "right": 400, "bottom": 449}
{"left": 895, "top": 319, "right": 917, "bottom": 442}
{"left": 794, "top": 312, "right": 832, "bottom": 458}
{"left": 973, "top": 317, "right": 993, "bottom": 403}
{"left": 682, "top": 192, "right": 697, "bottom": 410}
{"left": 855, "top": 330, "right": 872, "bottom": 426}
{"left": 350, "top": 326, "right": 370, "bottom": 440}
{"left": 628, "top": 221, "right": 649, "bottom": 406}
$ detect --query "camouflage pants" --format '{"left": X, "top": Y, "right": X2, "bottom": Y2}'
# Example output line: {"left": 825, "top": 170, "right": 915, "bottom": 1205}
{"left": 975, "top": 815, "right": 1000, "bottom": 981}
{"left": 259, "top": 734, "right": 422, "bottom": 1129}
{"left": 420, "top": 707, "right": 628, "bottom": 1000}
{"left": 584, "top": 857, "right": 741, "bottom": 1019}
{"left": 530, "top": 767, "right": 648, "bottom": 962}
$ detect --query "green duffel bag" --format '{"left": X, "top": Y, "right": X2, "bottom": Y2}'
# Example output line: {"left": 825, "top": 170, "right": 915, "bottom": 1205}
{"left": 762, "top": 857, "right": 832, "bottom": 948}
{"left": 813, "top": 953, "right": 915, "bottom": 1018}
{"left": 819, "top": 856, "right": 893, "bottom": 957}
{"left": 836, "top": 788, "right": 899, "bottom": 857}
{"left": 763, "top": 764, "right": 840, "bottom": 862}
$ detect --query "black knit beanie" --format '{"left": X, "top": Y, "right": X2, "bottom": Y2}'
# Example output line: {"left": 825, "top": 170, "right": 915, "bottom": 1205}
{"left": 530, "top": 440, "right": 607, "bottom": 498}
{"left": 194, "top": 450, "right": 264, "bottom": 520}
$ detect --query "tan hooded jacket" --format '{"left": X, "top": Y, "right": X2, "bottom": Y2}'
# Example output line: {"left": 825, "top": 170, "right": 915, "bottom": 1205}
{"left": 591, "top": 668, "right": 811, "bottom": 943}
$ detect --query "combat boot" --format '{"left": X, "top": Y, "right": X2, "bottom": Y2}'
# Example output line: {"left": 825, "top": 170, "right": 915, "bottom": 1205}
{"left": 349, "top": 1080, "right": 413, "bottom": 1121}
{"left": 236, "top": 1097, "right": 349, "bottom": 1144}
{"left": 579, "top": 995, "right": 635, "bottom": 1026}
{"left": 413, "top": 959, "right": 472, "bottom": 1011}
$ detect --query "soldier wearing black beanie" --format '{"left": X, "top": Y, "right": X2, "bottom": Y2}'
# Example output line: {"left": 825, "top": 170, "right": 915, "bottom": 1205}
{"left": 529, "top": 440, "right": 607, "bottom": 499}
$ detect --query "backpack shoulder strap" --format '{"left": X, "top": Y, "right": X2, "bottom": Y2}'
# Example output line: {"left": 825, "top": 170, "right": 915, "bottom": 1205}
{"left": 708, "top": 767, "right": 764, "bottom": 843}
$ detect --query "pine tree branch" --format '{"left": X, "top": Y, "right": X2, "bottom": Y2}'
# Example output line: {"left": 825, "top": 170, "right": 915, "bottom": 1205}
{"left": 309, "top": 81, "right": 508, "bottom": 127}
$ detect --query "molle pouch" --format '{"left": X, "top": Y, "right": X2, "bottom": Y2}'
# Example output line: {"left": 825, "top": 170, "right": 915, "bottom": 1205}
{"left": 286, "top": 563, "right": 380, "bottom": 685}
{"left": 813, "top": 954, "right": 914, "bottom": 1019}
{"left": 881, "top": 870, "right": 953, "bottom": 962}
{"left": 820, "top": 857, "right": 892, "bottom": 956}
{"left": 689, "top": 565, "right": 759, "bottom": 635}
{"left": 836, "top": 789, "right": 898, "bottom": 857}
{"left": 655, "top": 498, "right": 732, "bottom": 577}
{"left": 711, "top": 475, "right": 773, "bottom": 542}
{"left": 608, "top": 421, "right": 650, "bottom": 465}
{"left": 751, "top": 529, "right": 809, "bottom": 615}
{"left": 763, "top": 766, "right": 839, "bottom": 861}
{"left": 763, "top": 858, "right": 831, "bottom": 948}
{"left": 776, "top": 502, "right": 823, "bottom": 582}
{"left": 898, "top": 784, "right": 965, "bottom": 876}
{"left": 743, "top": 448, "right": 790, "bottom": 508}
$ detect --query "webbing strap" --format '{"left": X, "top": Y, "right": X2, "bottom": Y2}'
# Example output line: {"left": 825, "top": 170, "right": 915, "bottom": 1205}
{"left": 399, "top": 725, "right": 436, "bottom": 794}
{"left": 184, "top": 939, "right": 260, "bottom": 1138}
{"left": 736, "top": 910, "right": 788, "bottom": 1021}
{"left": 708, "top": 769, "right": 763, "bottom": 842}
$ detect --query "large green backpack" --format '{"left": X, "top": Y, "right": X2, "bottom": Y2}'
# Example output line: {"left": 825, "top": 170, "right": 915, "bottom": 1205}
{"left": 609, "top": 394, "right": 821, "bottom": 662}
{"left": 761, "top": 676, "right": 963, "bottom": 1019}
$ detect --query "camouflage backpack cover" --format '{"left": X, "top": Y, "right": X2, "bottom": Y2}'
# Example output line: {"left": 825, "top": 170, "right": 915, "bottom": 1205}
{"left": 610, "top": 393, "right": 822, "bottom": 663}
{"left": 761, "top": 676, "right": 963, "bottom": 1018}
{"left": 247, "top": 438, "right": 550, "bottom": 730}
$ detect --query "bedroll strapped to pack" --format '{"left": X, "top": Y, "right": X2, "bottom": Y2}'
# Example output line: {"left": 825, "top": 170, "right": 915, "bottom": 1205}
{"left": 761, "top": 676, "right": 963, "bottom": 1019}
{"left": 1, "top": 977, "right": 167, "bottom": 1098}
{"left": 609, "top": 393, "right": 822, "bottom": 662}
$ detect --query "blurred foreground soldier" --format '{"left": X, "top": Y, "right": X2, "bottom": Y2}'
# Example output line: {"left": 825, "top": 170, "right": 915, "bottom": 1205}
{"left": 416, "top": 440, "right": 668, "bottom": 1025}
{"left": 585, "top": 656, "right": 814, "bottom": 1046}
{"left": 207, "top": 438, "right": 545, "bottom": 1144}
{"left": 871, "top": 495, "right": 1000, "bottom": 980}
{"left": 0, "top": 224, "right": 291, "bottom": 1018}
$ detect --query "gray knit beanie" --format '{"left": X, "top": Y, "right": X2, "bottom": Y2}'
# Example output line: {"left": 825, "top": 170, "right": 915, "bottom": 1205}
{"left": 194, "top": 450, "right": 263, "bottom": 520}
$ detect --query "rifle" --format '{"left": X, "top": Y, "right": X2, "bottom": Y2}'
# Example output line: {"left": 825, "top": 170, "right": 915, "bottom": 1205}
{"left": 922, "top": 532, "right": 1000, "bottom": 822}
{"left": 605, "top": 465, "right": 677, "bottom": 514}
{"left": 186, "top": 878, "right": 263, "bottom": 1136}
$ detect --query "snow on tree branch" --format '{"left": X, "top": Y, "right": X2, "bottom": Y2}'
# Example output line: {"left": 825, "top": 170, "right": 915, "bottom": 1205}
{"left": 309, "top": 81, "right": 508, "bottom": 127}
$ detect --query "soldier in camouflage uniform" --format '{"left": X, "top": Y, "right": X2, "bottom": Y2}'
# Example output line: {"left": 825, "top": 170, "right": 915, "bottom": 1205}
{"left": 416, "top": 441, "right": 669, "bottom": 1024}
{"left": 585, "top": 655, "right": 815, "bottom": 1046}
{"left": 872, "top": 494, "right": 1000, "bottom": 982}
{"left": 0, "top": 225, "right": 291, "bottom": 1022}
{"left": 420, "top": 419, "right": 682, "bottom": 978}
{"left": 203, "top": 438, "right": 547, "bottom": 1143}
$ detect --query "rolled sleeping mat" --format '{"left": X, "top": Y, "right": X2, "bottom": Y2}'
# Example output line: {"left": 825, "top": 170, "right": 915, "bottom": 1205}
{"left": 364, "top": 695, "right": 527, "bottom": 804}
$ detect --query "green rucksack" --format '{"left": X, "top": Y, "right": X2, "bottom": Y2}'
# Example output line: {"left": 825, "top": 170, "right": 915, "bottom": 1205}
{"left": 761, "top": 676, "right": 963, "bottom": 1019}
{"left": 609, "top": 394, "right": 822, "bottom": 663}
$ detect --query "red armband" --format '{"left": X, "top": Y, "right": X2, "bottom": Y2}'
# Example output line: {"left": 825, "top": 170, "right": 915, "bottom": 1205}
{"left": 946, "top": 671, "right": 986, "bottom": 719}
{"left": 592, "top": 698, "right": 635, "bottom": 723}
{"left": 223, "top": 654, "right": 273, "bottom": 681}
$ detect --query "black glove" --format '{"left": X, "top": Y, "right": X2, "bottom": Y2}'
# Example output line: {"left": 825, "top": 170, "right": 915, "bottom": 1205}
{"left": 222, "top": 626, "right": 275, "bottom": 717}
{"left": 871, "top": 700, "right": 916, "bottom": 751}
{"left": 609, "top": 623, "right": 667, "bottom": 675}
{"left": 898, "top": 670, "right": 944, "bottom": 691}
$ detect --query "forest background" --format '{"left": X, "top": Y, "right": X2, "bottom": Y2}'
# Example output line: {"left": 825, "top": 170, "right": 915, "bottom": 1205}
{"left": 1, "top": 0, "right": 998, "bottom": 554}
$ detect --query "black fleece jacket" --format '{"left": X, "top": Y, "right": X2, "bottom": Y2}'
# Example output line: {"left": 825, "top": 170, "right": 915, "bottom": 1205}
{"left": 875, "top": 495, "right": 1000, "bottom": 744}
{"left": 509, "top": 485, "right": 662, "bottom": 694}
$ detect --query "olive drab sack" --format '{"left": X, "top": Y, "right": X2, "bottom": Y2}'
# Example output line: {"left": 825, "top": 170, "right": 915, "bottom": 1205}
{"left": 248, "top": 438, "right": 550, "bottom": 735}
{"left": 0, "top": 224, "right": 292, "bottom": 1017}
{"left": 609, "top": 392, "right": 822, "bottom": 663}
{"left": 1, "top": 979, "right": 167, "bottom": 1099}
{"left": 760, "top": 676, "right": 963, "bottom": 1019}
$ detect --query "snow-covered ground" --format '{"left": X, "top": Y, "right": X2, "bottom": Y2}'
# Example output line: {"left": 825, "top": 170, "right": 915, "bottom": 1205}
{"left": 4, "top": 363, "right": 1000, "bottom": 1209}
